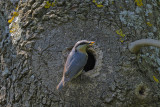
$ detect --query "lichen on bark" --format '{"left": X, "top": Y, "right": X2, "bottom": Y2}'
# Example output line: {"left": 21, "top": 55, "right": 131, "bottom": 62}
{"left": 0, "top": 0, "right": 160, "bottom": 106}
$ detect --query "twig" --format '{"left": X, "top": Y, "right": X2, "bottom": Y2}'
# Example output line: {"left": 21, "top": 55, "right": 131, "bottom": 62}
{"left": 128, "top": 39, "right": 160, "bottom": 54}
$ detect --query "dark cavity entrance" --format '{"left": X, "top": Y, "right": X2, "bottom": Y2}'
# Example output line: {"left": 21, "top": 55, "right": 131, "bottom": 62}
{"left": 84, "top": 50, "right": 96, "bottom": 72}
{"left": 139, "top": 87, "right": 145, "bottom": 95}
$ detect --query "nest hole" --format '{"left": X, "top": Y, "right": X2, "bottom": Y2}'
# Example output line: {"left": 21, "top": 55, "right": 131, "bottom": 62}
{"left": 139, "top": 86, "right": 145, "bottom": 95}
{"left": 84, "top": 50, "right": 96, "bottom": 72}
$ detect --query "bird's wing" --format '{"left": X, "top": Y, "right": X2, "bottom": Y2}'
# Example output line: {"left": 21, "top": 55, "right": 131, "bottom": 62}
{"left": 64, "top": 52, "right": 88, "bottom": 80}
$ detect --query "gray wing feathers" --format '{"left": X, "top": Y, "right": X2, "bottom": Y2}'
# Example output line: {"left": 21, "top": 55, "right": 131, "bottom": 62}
{"left": 64, "top": 51, "right": 88, "bottom": 79}
{"left": 57, "top": 49, "right": 88, "bottom": 91}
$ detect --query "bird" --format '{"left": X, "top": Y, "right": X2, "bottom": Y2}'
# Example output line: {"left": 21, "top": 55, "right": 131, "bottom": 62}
{"left": 56, "top": 40, "right": 95, "bottom": 90}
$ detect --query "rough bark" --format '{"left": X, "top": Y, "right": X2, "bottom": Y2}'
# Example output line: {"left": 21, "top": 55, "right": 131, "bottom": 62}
{"left": 0, "top": 0, "right": 160, "bottom": 107}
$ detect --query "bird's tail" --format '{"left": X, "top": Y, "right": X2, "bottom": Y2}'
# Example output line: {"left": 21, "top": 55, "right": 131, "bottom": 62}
{"left": 56, "top": 79, "right": 64, "bottom": 90}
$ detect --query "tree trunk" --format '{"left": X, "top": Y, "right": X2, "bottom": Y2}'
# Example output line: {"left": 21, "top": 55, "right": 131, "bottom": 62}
{"left": 0, "top": 0, "right": 160, "bottom": 106}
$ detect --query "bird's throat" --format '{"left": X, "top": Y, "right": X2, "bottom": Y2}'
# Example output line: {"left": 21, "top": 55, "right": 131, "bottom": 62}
{"left": 78, "top": 47, "right": 87, "bottom": 53}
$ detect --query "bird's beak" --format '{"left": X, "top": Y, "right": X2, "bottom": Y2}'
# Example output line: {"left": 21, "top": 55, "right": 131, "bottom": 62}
{"left": 89, "top": 41, "right": 95, "bottom": 46}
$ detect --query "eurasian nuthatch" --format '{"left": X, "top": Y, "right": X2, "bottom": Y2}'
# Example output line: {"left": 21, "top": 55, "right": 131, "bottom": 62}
{"left": 56, "top": 40, "right": 95, "bottom": 90}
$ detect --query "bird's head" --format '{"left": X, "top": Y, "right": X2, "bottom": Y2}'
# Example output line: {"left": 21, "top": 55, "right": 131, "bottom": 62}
{"left": 74, "top": 40, "right": 95, "bottom": 53}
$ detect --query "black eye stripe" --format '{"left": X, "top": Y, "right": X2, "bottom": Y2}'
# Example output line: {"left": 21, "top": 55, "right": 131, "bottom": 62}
{"left": 78, "top": 42, "right": 88, "bottom": 46}
{"left": 75, "top": 41, "right": 89, "bottom": 49}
